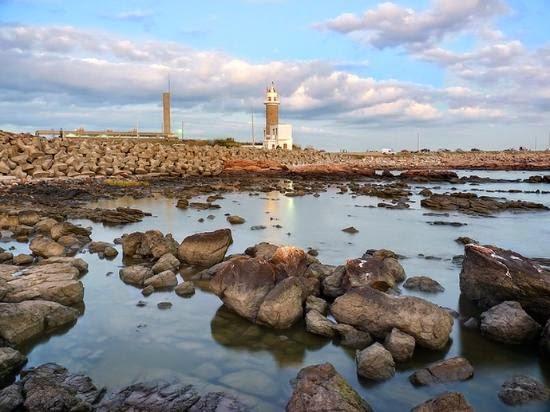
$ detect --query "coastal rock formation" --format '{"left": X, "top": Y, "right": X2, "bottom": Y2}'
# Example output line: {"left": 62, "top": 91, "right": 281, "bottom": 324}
{"left": 421, "top": 192, "right": 548, "bottom": 215}
{"left": 411, "top": 392, "right": 474, "bottom": 412}
{"left": 480, "top": 301, "right": 541, "bottom": 344}
{"left": 0, "top": 347, "right": 27, "bottom": 385}
{"left": 119, "top": 265, "right": 154, "bottom": 287}
{"left": 498, "top": 375, "right": 550, "bottom": 406}
{"left": 121, "top": 230, "right": 179, "bottom": 260}
{"left": 178, "top": 229, "right": 233, "bottom": 268}
{"left": 0, "top": 300, "right": 78, "bottom": 345}
{"left": 409, "top": 357, "right": 474, "bottom": 386}
{"left": 286, "top": 363, "right": 372, "bottom": 412}
{"left": 210, "top": 246, "right": 321, "bottom": 329}
{"left": 460, "top": 244, "right": 550, "bottom": 318}
{"left": 356, "top": 343, "right": 395, "bottom": 381}
{"left": 0, "top": 261, "right": 84, "bottom": 306}
{"left": 305, "top": 310, "right": 336, "bottom": 338}
{"left": 322, "top": 249, "right": 405, "bottom": 298}
{"left": 29, "top": 235, "right": 65, "bottom": 258}
{"left": 331, "top": 287, "right": 453, "bottom": 350}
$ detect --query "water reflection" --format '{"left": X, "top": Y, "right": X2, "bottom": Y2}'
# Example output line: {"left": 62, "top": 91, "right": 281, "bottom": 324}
{"left": 210, "top": 305, "right": 328, "bottom": 367}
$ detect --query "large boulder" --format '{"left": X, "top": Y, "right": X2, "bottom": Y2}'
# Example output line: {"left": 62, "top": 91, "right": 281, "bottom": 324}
{"left": 480, "top": 301, "right": 541, "bottom": 344}
{"left": 0, "top": 300, "right": 79, "bottom": 345}
{"left": 0, "top": 363, "right": 102, "bottom": 411}
{"left": 50, "top": 222, "right": 91, "bottom": 241}
{"left": 178, "top": 229, "right": 232, "bottom": 268}
{"left": 210, "top": 246, "right": 318, "bottom": 329}
{"left": 409, "top": 357, "right": 474, "bottom": 386}
{"left": 0, "top": 347, "right": 27, "bottom": 385}
{"left": 460, "top": 244, "right": 550, "bottom": 318}
{"left": 0, "top": 262, "right": 84, "bottom": 306}
{"left": 29, "top": 235, "right": 66, "bottom": 258}
{"left": 356, "top": 343, "right": 395, "bottom": 381}
{"left": 286, "top": 363, "right": 372, "bottom": 412}
{"left": 152, "top": 253, "right": 180, "bottom": 274}
{"left": 333, "top": 324, "right": 373, "bottom": 349}
{"left": 322, "top": 250, "right": 405, "bottom": 298}
{"left": 411, "top": 392, "right": 474, "bottom": 412}
{"left": 331, "top": 287, "right": 453, "bottom": 350}
{"left": 498, "top": 375, "right": 549, "bottom": 406}
{"left": 143, "top": 270, "right": 178, "bottom": 290}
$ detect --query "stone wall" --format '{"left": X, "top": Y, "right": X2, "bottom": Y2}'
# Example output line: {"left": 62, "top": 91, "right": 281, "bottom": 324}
{"left": 0, "top": 132, "right": 341, "bottom": 180}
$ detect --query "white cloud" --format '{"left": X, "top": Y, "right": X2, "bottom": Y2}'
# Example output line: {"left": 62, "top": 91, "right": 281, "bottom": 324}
{"left": 316, "top": 0, "right": 508, "bottom": 49}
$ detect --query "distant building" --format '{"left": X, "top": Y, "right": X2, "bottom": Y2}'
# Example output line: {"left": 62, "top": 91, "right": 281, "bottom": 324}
{"left": 263, "top": 82, "right": 293, "bottom": 150}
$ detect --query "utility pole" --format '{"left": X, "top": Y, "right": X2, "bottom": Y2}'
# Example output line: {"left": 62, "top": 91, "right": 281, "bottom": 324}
{"left": 251, "top": 108, "right": 255, "bottom": 146}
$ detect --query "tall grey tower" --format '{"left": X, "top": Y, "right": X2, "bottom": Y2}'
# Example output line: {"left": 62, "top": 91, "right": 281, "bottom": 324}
{"left": 162, "top": 91, "right": 171, "bottom": 136}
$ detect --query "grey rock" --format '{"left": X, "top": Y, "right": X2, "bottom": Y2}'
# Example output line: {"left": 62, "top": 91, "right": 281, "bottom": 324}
{"left": 403, "top": 276, "right": 444, "bottom": 293}
{"left": 410, "top": 357, "right": 474, "bottom": 386}
{"left": 305, "top": 310, "right": 336, "bottom": 338}
{"left": 152, "top": 253, "right": 180, "bottom": 274}
{"left": 356, "top": 342, "right": 395, "bottom": 381}
{"left": 333, "top": 324, "right": 372, "bottom": 349}
{"left": 384, "top": 328, "right": 415, "bottom": 362}
{"left": 480, "top": 301, "right": 541, "bottom": 344}
{"left": 0, "top": 347, "right": 27, "bottom": 384}
{"left": 411, "top": 392, "right": 474, "bottom": 412}
{"left": 178, "top": 229, "right": 232, "bottom": 268}
{"left": 498, "top": 375, "right": 549, "bottom": 406}
{"left": 305, "top": 295, "right": 328, "bottom": 315}
{"left": 175, "top": 281, "right": 195, "bottom": 297}
{"left": 119, "top": 265, "right": 154, "bottom": 287}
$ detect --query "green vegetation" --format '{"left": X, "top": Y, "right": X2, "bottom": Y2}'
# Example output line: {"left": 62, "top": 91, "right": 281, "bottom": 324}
{"left": 103, "top": 178, "right": 150, "bottom": 188}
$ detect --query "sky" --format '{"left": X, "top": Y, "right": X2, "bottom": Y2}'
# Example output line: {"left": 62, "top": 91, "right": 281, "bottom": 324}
{"left": 0, "top": 0, "right": 549, "bottom": 151}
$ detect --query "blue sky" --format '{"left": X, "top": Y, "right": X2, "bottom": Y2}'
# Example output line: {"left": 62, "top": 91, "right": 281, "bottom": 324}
{"left": 1, "top": 0, "right": 549, "bottom": 150}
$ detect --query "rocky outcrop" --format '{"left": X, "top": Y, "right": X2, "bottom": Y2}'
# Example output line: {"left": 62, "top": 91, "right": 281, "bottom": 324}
{"left": 0, "top": 300, "right": 78, "bottom": 345}
{"left": 399, "top": 170, "right": 459, "bottom": 182}
{"left": 286, "top": 363, "right": 372, "bottom": 412}
{"left": 29, "top": 235, "right": 65, "bottom": 258}
{"left": 409, "top": 357, "right": 474, "bottom": 386}
{"left": 0, "top": 261, "right": 84, "bottom": 306}
{"left": 178, "top": 229, "right": 232, "bottom": 268}
{"left": 411, "top": 392, "right": 474, "bottom": 412}
{"left": 331, "top": 287, "right": 453, "bottom": 350}
{"left": 121, "top": 230, "right": 179, "bottom": 260}
{"left": 460, "top": 244, "right": 550, "bottom": 319}
{"left": 210, "top": 246, "right": 323, "bottom": 329}
{"left": 322, "top": 249, "right": 405, "bottom": 298}
{"left": 480, "top": 301, "right": 541, "bottom": 344}
{"left": 498, "top": 375, "right": 549, "bottom": 406}
{"left": 421, "top": 192, "right": 548, "bottom": 215}
{"left": 0, "top": 347, "right": 27, "bottom": 385}
{"left": 356, "top": 343, "right": 395, "bottom": 381}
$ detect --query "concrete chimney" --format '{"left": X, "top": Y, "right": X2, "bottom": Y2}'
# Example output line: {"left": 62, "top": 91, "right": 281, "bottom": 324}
{"left": 162, "top": 92, "right": 171, "bottom": 136}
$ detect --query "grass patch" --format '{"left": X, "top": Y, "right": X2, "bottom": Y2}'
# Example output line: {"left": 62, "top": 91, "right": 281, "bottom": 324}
{"left": 103, "top": 179, "right": 150, "bottom": 188}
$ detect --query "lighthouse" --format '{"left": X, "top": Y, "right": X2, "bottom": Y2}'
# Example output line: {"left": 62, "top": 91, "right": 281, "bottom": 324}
{"left": 263, "top": 82, "right": 293, "bottom": 150}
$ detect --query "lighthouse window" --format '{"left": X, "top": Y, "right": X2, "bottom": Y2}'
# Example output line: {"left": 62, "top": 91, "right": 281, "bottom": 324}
{"left": 268, "top": 97, "right": 271, "bottom": 101}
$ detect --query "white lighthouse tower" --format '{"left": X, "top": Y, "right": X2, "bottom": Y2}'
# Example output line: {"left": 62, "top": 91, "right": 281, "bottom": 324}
{"left": 263, "top": 82, "right": 293, "bottom": 150}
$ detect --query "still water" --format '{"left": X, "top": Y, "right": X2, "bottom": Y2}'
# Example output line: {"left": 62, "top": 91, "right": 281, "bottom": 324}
{"left": 9, "top": 171, "right": 550, "bottom": 411}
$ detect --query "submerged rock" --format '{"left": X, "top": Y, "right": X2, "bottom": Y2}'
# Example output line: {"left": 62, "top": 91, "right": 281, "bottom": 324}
{"left": 356, "top": 343, "right": 395, "bottom": 381}
{"left": 460, "top": 244, "right": 550, "bottom": 318}
{"left": 178, "top": 229, "right": 233, "bottom": 268}
{"left": 403, "top": 276, "right": 444, "bottom": 293}
{"left": 342, "top": 226, "right": 359, "bottom": 234}
{"left": 411, "top": 392, "right": 474, "bottom": 412}
{"left": 227, "top": 215, "right": 246, "bottom": 224}
{"left": 286, "top": 363, "right": 372, "bottom": 412}
{"left": 498, "top": 375, "right": 550, "bottom": 406}
{"left": 331, "top": 287, "right": 453, "bottom": 350}
{"left": 480, "top": 301, "right": 541, "bottom": 344}
{"left": 409, "top": 357, "right": 474, "bottom": 386}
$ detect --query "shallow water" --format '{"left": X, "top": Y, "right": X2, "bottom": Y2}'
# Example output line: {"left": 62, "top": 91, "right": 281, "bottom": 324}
{"left": 9, "top": 170, "right": 550, "bottom": 411}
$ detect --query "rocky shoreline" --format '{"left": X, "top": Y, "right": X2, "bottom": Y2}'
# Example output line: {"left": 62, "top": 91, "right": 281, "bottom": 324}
{"left": 0, "top": 142, "right": 549, "bottom": 410}
{"left": 1, "top": 131, "right": 550, "bottom": 185}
